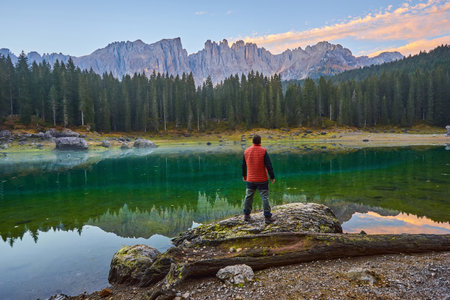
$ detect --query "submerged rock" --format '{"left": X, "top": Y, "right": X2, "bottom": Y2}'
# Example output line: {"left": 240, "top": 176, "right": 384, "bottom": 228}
{"left": 173, "top": 203, "right": 342, "bottom": 246}
{"left": 133, "top": 138, "right": 157, "bottom": 148}
{"left": 108, "top": 245, "right": 161, "bottom": 285}
{"left": 54, "top": 137, "right": 88, "bottom": 150}
{"left": 216, "top": 264, "right": 254, "bottom": 285}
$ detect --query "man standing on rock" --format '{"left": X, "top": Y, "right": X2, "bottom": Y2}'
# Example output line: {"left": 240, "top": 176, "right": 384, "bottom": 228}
{"left": 242, "top": 134, "right": 275, "bottom": 224}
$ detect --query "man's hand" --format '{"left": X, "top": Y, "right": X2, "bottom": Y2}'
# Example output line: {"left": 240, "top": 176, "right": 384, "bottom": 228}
{"left": 243, "top": 177, "right": 246, "bottom": 182}
{"left": 271, "top": 179, "right": 275, "bottom": 184}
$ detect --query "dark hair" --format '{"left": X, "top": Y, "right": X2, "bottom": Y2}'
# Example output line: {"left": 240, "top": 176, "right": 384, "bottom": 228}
{"left": 252, "top": 134, "right": 261, "bottom": 145}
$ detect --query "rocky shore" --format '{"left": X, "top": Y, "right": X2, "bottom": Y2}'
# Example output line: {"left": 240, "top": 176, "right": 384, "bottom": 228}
{"left": 60, "top": 203, "right": 449, "bottom": 300}
{"left": 1, "top": 126, "right": 449, "bottom": 154}
{"left": 68, "top": 251, "right": 449, "bottom": 300}
{"left": 0, "top": 128, "right": 157, "bottom": 151}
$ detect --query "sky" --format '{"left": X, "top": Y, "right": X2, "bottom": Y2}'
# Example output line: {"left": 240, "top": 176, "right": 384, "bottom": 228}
{"left": 0, "top": 0, "right": 449, "bottom": 57}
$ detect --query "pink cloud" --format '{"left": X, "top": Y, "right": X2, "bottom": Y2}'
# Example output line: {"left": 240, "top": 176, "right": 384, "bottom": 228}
{"left": 368, "top": 35, "right": 450, "bottom": 56}
{"left": 234, "top": 0, "right": 450, "bottom": 55}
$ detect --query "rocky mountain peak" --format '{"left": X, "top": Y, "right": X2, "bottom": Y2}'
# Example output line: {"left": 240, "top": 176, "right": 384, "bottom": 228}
{"left": 0, "top": 38, "right": 404, "bottom": 85}
{"left": 232, "top": 40, "right": 246, "bottom": 49}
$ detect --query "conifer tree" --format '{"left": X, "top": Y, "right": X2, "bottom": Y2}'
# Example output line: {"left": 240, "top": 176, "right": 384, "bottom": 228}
{"left": 16, "top": 52, "right": 32, "bottom": 124}
{"left": 406, "top": 77, "right": 416, "bottom": 126}
{"left": 49, "top": 85, "right": 58, "bottom": 126}
{"left": 257, "top": 88, "right": 268, "bottom": 128}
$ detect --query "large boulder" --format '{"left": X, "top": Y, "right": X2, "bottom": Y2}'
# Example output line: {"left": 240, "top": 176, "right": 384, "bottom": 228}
{"left": 108, "top": 245, "right": 161, "bottom": 285}
{"left": 446, "top": 125, "right": 450, "bottom": 137}
{"left": 173, "top": 203, "right": 342, "bottom": 246}
{"left": 54, "top": 137, "right": 88, "bottom": 150}
{"left": 133, "top": 138, "right": 157, "bottom": 148}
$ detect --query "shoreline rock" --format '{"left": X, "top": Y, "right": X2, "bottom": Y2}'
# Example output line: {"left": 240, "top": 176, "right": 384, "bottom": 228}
{"left": 55, "top": 137, "right": 88, "bottom": 150}
{"left": 100, "top": 139, "right": 111, "bottom": 148}
{"left": 133, "top": 138, "right": 157, "bottom": 148}
{"left": 216, "top": 264, "right": 254, "bottom": 285}
{"left": 108, "top": 245, "right": 161, "bottom": 285}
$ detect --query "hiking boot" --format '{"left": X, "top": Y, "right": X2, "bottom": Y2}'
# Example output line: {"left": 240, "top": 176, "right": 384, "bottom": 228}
{"left": 244, "top": 214, "right": 251, "bottom": 222}
{"left": 265, "top": 216, "right": 275, "bottom": 224}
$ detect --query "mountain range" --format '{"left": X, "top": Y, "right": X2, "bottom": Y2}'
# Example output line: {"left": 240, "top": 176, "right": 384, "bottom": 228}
{"left": 0, "top": 38, "right": 403, "bottom": 85}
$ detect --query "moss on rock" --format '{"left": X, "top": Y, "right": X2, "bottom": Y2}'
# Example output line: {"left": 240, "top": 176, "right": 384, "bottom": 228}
{"left": 173, "top": 203, "right": 342, "bottom": 247}
{"left": 108, "top": 244, "right": 161, "bottom": 285}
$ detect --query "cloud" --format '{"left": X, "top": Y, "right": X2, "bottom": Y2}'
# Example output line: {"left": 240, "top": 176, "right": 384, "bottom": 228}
{"left": 234, "top": 0, "right": 450, "bottom": 55}
{"left": 368, "top": 35, "right": 450, "bottom": 56}
{"left": 195, "top": 11, "right": 207, "bottom": 15}
{"left": 226, "top": 10, "right": 233, "bottom": 15}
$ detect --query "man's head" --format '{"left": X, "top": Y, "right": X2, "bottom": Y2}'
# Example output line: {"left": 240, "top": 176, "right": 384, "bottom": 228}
{"left": 252, "top": 134, "right": 261, "bottom": 145}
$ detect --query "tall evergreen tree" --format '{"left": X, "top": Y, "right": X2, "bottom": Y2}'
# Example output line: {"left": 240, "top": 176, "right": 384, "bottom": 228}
{"left": 257, "top": 89, "right": 268, "bottom": 127}
{"left": 49, "top": 85, "right": 58, "bottom": 126}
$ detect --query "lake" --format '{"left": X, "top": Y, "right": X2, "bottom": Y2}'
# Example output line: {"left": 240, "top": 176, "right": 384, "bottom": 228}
{"left": 0, "top": 144, "right": 449, "bottom": 299}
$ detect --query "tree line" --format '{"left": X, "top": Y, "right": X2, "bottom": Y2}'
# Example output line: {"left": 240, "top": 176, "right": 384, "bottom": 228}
{"left": 0, "top": 47, "right": 448, "bottom": 132}
{"left": 332, "top": 44, "right": 450, "bottom": 83}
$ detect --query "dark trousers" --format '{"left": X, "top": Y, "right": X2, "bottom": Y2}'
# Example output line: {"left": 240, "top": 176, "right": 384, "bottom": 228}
{"left": 243, "top": 181, "right": 272, "bottom": 217}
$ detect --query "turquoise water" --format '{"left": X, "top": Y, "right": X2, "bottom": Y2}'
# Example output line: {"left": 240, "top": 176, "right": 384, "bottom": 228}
{"left": 0, "top": 145, "right": 449, "bottom": 299}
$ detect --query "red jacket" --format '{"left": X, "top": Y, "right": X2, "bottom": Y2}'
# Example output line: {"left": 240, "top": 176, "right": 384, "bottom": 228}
{"left": 243, "top": 144, "right": 275, "bottom": 182}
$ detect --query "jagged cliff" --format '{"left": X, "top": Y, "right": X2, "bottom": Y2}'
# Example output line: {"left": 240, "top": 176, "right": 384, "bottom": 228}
{"left": 0, "top": 38, "right": 403, "bottom": 84}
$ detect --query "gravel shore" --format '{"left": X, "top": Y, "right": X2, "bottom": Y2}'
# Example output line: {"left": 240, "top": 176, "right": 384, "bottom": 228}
{"left": 70, "top": 251, "right": 449, "bottom": 300}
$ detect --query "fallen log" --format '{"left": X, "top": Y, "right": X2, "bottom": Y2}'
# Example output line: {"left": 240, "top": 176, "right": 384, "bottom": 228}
{"left": 147, "top": 232, "right": 450, "bottom": 299}
{"left": 174, "top": 232, "right": 450, "bottom": 279}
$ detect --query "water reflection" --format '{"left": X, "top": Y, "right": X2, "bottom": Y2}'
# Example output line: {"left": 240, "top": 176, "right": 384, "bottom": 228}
{"left": 0, "top": 225, "right": 172, "bottom": 300}
{"left": 1, "top": 146, "right": 449, "bottom": 245}
{"left": 343, "top": 211, "right": 450, "bottom": 234}
{"left": 87, "top": 193, "right": 241, "bottom": 238}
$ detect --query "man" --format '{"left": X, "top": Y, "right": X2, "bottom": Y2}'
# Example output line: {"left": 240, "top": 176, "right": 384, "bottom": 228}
{"left": 242, "top": 134, "right": 275, "bottom": 224}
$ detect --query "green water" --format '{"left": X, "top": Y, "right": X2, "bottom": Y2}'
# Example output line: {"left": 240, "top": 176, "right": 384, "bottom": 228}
{"left": 0, "top": 145, "right": 449, "bottom": 299}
